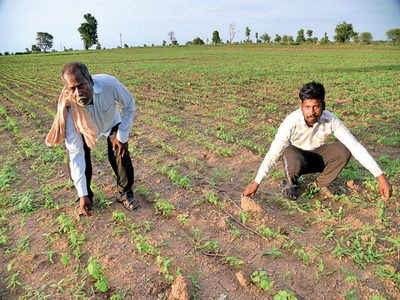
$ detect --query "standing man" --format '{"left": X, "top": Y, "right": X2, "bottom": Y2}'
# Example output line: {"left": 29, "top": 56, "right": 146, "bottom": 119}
{"left": 243, "top": 81, "right": 392, "bottom": 201}
{"left": 46, "top": 62, "right": 139, "bottom": 216}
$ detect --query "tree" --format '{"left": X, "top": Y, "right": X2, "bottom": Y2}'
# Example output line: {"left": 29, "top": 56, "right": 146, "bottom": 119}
{"left": 386, "top": 28, "right": 400, "bottom": 44}
{"left": 193, "top": 37, "right": 205, "bottom": 45}
{"left": 229, "top": 24, "right": 236, "bottom": 43}
{"left": 288, "top": 36, "right": 294, "bottom": 43}
{"left": 320, "top": 32, "right": 329, "bottom": 43}
{"left": 282, "top": 35, "right": 288, "bottom": 44}
{"left": 31, "top": 44, "right": 41, "bottom": 53}
{"left": 96, "top": 42, "right": 102, "bottom": 50}
{"left": 78, "top": 13, "right": 98, "bottom": 50}
{"left": 359, "top": 32, "right": 373, "bottom": 44}
{"left": 274, "top": 34, "right": 281, "bottom": 43}
{"left": 36, "top": 32, "right": 53, "bottom": 52}
{"left": 306, "top": 29, "right": 313, "bottom": 42}
{"left": 212, "top": 30, "right": 221, "bottom": 44}
{"left": 260, "top": 33, "right": 270, "bottom": 43}
{"left": 334, "top": 21, "right": 356, "bottom": 42}
{"left": 245, "top": 26, "right": 251, "bottom": 42}
{"left": 296, "top": 29, "right": 305, "bottom": 43}
{"left": 162, "top": 40, "right": 167, "bottom": 46}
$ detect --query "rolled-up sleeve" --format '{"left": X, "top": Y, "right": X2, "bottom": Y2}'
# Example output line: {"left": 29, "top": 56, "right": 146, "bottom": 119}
{"left": 254, "top": 119, "right": 292, "bottom": 184}
{"left": 113, "top": 80, "right": 135, "bottom": 143}
{"left": 65, "top": 109, "right": 88, "bottom": 197}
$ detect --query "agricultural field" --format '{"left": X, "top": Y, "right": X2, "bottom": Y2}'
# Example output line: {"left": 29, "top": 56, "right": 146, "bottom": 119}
{"left": 0, "top": 44, "right": 399, "bottom": 299}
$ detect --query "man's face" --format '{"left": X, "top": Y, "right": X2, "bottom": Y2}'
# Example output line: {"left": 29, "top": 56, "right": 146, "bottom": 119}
{"left": 63, "top": 71, "right": 93, "bottom": 106}
{"left": 301, "top": 98, "right": 323, "bottom": 127}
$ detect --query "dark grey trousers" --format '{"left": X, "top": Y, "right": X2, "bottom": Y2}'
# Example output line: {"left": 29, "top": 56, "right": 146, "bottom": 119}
{"left": 282, "top": 142, "right": 351, "bottom": 187}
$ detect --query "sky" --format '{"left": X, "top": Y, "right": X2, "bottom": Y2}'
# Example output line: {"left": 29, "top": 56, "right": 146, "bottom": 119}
{"left": 0, "top": 0, "right": 400, "bottom": 53}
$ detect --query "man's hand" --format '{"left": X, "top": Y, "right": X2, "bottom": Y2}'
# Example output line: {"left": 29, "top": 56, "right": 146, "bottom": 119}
{"left": 243, "top": 182, "right": 259, "bottom": 197}
{"left": 112, "top": 138, "right": 128, "bottom": 157}
{"left": 79, "top": 196, "right": 92, "bottom": 216}
{"left": 377, "top": 174, "right": 392, "bottom": 201}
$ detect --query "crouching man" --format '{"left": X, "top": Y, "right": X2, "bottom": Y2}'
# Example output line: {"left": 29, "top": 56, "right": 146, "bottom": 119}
{"left": 243, "top": 81, "right": 391, "bottom": 201}
{"left": 46, "top": 62, "right": 139, "bottom": 216}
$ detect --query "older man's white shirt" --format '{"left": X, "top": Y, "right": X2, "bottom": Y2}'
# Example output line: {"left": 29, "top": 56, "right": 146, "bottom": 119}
{"left": 65, "top": 74, "right": 135, "bottom": 197}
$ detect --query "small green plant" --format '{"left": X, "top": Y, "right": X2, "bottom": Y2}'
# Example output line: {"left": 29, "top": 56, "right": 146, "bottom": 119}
{"left": 261, "top": 245, "right": 282, "bottom": 259}
{"left": 200, "top": 240, "right": 219, "bottom": 253}
{"left": 112, "top": 210, "right": 128, "bottom": 224}
{"left": 239, "top": 212, "right": 249, "bottom": 224}
{"left": 154, "top": 199, "right": 175, "bottom": 216}
{"left": 250, "top": 270, "right": 274, "bottom": 291}
{"left": 0, "top": 162, "right": 17, "bottom": 191}
{"left": 224, "top": 256, "right": 244, "bottom": 267}
{"left": 87, "top": 257, "right": 108, "bottom": 293}
{"left": 133, "top": 235, "right": 160, "bottom": 255}
{"left": 274, "top": 290, "right": 298, "bottom": 300}
{"left": 5, "top": 271, "right": 21, "bottom": 291}
{"left": 176, "top": 213, "right": 189, "bottom": 225}
{"left": 156, "top": 255, "right": 174, "bottom": 282}
{"left": 60, "top": 253, "right": 69, "bottom": 265}
{"left": 204, "top": 190, "right": 220, "bottom": 206}
{"left": 135, "top": 184, "right": 150, "bottom": 198}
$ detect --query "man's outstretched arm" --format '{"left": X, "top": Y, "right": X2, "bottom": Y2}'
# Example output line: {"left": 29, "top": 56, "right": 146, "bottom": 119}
{"left": 243, "top": 119, "right": 292, "bottom": 196}
{"left": 333, "top": 116, "right": 392, "bottom": 201}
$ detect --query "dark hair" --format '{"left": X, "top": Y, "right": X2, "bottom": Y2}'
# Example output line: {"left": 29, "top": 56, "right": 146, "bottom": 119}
{"left": 299, "top": 81, "right": 325, "bottom": 110}
{"left": 61, "top": 62, "right": 93, "bottom": 85}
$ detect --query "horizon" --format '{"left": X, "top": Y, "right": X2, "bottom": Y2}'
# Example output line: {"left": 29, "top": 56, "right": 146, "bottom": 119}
{"left": 1, "top": 0, "right": 400, "bottom": 53}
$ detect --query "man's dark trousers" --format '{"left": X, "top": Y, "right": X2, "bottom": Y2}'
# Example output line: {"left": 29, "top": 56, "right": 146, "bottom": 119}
{"left": 67, "top": 123, "right": 134, "bottom": 199}
{"left": 282, "top": 142, "right": 351, "bottom": 187}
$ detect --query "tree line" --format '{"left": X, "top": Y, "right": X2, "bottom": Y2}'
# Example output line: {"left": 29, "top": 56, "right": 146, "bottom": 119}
{"left": 2, "top": 15, "right": 400, "bottom": 55}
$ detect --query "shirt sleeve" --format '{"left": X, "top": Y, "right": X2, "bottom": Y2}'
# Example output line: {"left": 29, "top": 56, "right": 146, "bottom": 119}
{"left": 332, "top": 116, "right": 383, "bottom": 177}
{"left": 112, "top": 79, "right": 135, "bottom": 143}
{"left": 65, "top": 108, "right": 88, "bottom": 197}
{"left": 254, "top": 118, "right": 292, "bottom": 184}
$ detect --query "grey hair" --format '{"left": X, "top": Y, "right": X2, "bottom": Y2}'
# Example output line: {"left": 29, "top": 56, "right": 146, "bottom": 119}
{"left": 61, "top": 62, "right": 93, "bottom": 85}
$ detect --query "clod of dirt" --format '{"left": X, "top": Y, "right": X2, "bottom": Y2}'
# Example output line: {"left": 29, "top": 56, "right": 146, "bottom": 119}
{"left": 240, "top": 195, "right": 263, "bottom": 213}
{"left": 235, "top": 271, "right": 249, "bottom": 287}
{"left": 167, "top": 275, "right": 193, "bottom": 300}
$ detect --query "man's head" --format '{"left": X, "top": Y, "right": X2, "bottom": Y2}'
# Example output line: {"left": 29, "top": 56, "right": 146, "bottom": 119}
{"left": 61, "top": 62, "right": 94, "bottom": 106}
{"left": 299, "top": 81, "right": 325, "bottom": 127}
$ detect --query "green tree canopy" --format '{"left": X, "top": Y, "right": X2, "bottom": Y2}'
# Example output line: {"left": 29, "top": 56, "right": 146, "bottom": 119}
{"left": 306, "top": 29, "right": 313, "bottom": 42}
{"left": 193, "top": 37, "right": 205, "bottom": 45}
{"left": 274, "top": 34, "right": 281, "bottom": 43}
{"left": 359, "top": 32, "right": 373, "bottom": 44}
{"left": 296, "top": 29, "right": 305, "bottom": 43}
{"left": 36, "top": 32, "right": 53, "bottom": 52}
{"left": 245, "top": 26, "right": 251, "bottom": 41}
{"left": 386, "top": 28, "right": 400, "bottom": 43}
{"left": 78, "top": 13, "right": 98, "bottom": 50}
{"left": 334, "top": 21, "right": 356, "bottom": 42}
{"left": 212, "top": 31, "right": 221, "bottom": 44}
{"left": 260, "top": 33, "right": 270, "bottom": 43}
{"left": 31, "top": 44, "right": 41, "bottom": 53}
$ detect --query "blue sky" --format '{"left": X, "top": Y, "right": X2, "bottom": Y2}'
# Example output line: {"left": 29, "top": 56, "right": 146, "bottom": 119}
{"left": 0, "top": 0, "right": 399, "bottom": 53}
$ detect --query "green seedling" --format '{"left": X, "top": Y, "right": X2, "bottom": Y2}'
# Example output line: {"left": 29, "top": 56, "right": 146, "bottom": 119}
{"left": 250, "top": 270, "right": 274, "bottom": 292}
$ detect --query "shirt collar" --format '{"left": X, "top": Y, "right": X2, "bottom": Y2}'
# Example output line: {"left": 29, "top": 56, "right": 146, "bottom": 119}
{"left": 93, "top": 77, "right": 102, "bottom": 94}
